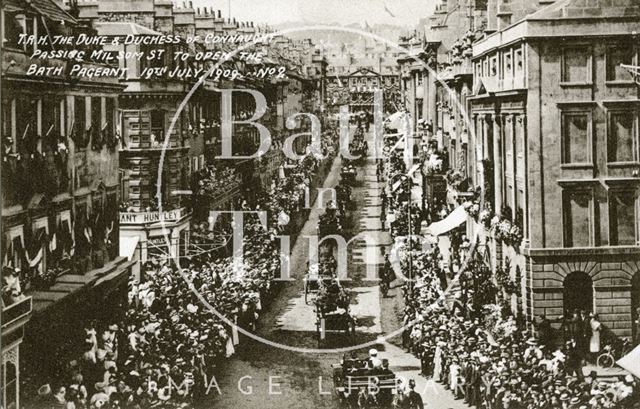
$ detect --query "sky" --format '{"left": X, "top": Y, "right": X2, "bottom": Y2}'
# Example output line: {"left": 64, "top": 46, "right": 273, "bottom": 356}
{"left": 190, "top": 0, "right": 437, "bottom": 27}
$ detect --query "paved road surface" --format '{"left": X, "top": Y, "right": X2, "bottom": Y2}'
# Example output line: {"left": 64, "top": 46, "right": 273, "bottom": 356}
{"left": 199, "top": 129, "right": 471, "bottom": 409}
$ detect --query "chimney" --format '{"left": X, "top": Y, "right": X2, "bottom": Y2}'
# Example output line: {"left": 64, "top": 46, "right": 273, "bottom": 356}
{"left": 188, "top": 1, "right": 193, "bottom": 9}
{"left": 209, "top": 7, "right": 214, "bottom": 15}
{"left": 196, "top": 7, "right": 200, "bottom": 15}
{"left": 218, "top": 10, "right": 221, "bottom": 18}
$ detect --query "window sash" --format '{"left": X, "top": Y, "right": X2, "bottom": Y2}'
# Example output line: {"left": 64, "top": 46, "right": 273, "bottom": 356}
{"left": 607, "top": 110, "right": 638, "bottom": 163}
{"left": 562, "top": 47, "right": 592, "bottom": 83}
{"left": 563, "top": 190, "right": 593, "bottom": 248}
{"left": 561, "top": 112, "right": 591, "bottom": 164}
{"left": 609, "top": 190, "right": 637, "bottom": 246}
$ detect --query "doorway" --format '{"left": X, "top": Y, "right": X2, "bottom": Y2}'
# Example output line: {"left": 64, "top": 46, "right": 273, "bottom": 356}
{"left": 563, "top": 271, "right": 593, "bottom": 314}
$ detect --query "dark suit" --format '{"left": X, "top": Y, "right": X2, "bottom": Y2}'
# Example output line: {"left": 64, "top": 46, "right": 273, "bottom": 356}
{"left": 407, "top": 390, "right": 424, "bottom": 409}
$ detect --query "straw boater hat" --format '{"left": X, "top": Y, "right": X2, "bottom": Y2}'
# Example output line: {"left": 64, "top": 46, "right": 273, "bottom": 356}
{"left": 38, "top": 384, "right": 51, "bottom": 396}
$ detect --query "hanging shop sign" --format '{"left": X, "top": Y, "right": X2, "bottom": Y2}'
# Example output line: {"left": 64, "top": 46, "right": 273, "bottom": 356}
{"left": 119, "top": 208, "right": 186, "bottom": 225}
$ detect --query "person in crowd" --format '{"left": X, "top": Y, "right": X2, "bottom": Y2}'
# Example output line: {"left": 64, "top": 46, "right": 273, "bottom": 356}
{"left": 407, "top": 379, "right": 424, "bottom": 409}
{"left": 389, "top": 198, "right": 638, "bottom": 409}
{"left": 31, "top": 136, "right": 342, "bottom": 408}
{"left": 536, "top": 315, "right": 554, "bottom": 351}
{"left": 589, "top": 313, "right": 602, "bottom": 363}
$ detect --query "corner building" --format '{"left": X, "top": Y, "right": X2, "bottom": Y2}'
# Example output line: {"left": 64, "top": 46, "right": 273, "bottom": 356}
{"left": 469, "top": 0, "right": 640, "bottom": 338}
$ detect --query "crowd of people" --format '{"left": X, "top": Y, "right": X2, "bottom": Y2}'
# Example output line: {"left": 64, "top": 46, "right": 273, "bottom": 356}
{"left": 30, "top": 133, "right": 338, "bottom": 409}
{"left": 380, "top": 136, "right": 639, "bottom": 409}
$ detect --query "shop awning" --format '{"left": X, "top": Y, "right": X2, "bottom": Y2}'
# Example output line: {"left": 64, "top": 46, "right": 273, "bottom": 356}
{"left": 616, "top": 345, "right": 640, "bottom": 379}
{"left": 423, "top": 206, "right": 467, "bottom": 236}
{"left": 119, "top": 236, "right": 140, "bottom": 261}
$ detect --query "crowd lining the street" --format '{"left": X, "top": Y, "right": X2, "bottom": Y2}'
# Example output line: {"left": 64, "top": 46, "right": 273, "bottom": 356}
{"left": 380, "top": 137, "right": 639, "bottom": 409}
{"left": 28, "top": 133, "right": 338, "bottom": 409}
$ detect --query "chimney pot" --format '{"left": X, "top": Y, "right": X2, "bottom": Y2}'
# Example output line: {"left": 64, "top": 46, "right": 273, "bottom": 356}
{"left": 218, "top": 10, "right": 221, "bottom": 18}
{"left": 189, "top": 1, "right": 193, "bottom": 9}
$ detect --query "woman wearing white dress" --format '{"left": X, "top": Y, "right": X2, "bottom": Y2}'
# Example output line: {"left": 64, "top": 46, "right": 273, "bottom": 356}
{"left": 433, "top": 340, "right": 444, "bottom": 382}
{"left": 589, "top": 313, "right": 602, "bottom": 362}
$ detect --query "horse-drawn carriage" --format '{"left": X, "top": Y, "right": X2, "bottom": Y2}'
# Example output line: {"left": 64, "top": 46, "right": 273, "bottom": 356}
{"left": 304, "top": 264, "right": 334, "bottom": 303}
{"left": 313, "top": 278, "right": 355, "bottom": 346}
{"left": 318, "top": 207, "right": 346, "bottom": 237}
{"left": 341, "top": 165, "right": 358, "bottom": 186}
{"left": 332, "top": 353, "right": 399, "bottom": 407}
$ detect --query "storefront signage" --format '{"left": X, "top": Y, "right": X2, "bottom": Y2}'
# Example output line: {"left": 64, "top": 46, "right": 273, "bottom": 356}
{"left": 119, "top": 208, "right": 186, "bottom": 225}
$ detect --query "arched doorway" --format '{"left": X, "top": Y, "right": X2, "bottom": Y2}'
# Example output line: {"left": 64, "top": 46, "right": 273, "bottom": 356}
{"left": 632, "top": 271, "right": 640, "bottom": 342}
{"left": 563, "top": 271, "right": 593, "bottom": 314}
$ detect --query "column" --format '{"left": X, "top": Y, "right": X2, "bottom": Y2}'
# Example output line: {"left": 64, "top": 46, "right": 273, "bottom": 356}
{"left": 482, "top": 115, "right": 490, "bottom": 161}
{"left": 492, "top": 113, "right": 503, "bottom": 213}
{"left": 521, "top": 114, "right": 529, "bottom": 246}
{"left": 510, "top": 113, "right": 517, "bottom": 221}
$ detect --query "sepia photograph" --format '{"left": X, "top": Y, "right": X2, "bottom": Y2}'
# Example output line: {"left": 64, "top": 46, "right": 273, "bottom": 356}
{"left": 1, "top": 0, "right": 640, "bottom": 408}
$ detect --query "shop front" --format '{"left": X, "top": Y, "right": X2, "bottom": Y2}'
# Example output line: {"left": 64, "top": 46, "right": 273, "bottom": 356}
{"left": 119, "top": 207, "right": 192, "bottom": 269}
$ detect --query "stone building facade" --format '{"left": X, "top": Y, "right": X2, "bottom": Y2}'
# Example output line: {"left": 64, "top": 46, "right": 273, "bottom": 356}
{"left": 468, "top": 0, "right": 640, "bottom": 338}
{"left": 1, "top": 0, "right": 135, "bottom": 403}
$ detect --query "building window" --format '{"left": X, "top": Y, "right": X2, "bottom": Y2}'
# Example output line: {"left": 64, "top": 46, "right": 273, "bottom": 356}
{"left": 105, "top": 98, "right": 115, "bottom": 136}
{"left": 504, "top": 50, "right": 512, "bottom": 77}
{"left": 609, "top": 190, "right": 636, "bottom": 245}
{"left": 607, "top": 110, "right": 637, "bottom": 163}
{"left": 91, "top": 97, "right": 102, "bottom": 138}
{"left": 561, "top": 112, "right": 590, "bottom": 164}
{"left": 2, "top": 11, "right": 24, "bottom": 49}
{"left": 563, "top": 190, "right": 592, "bottom": 248}
{"left": 150, "top": 110, "right": 165, "bottom": 145}
{"left": 1, "top": 98, "right": 13, "bottom": 141}
{"left": 606, "top": 45, "right": 635, "bottom": 82}
{"left": 74, "top": 96, "right": 87, "bottom": 149}
{"left": 515, "top": 48, "right": 523, "bottom": 72}
{"left": 42, "top": 96, "right": 63, "bottom": 138}
{"left": 490, "top": 56, "right": 498, "bottom": 77}
{"left": 562, "top": 47, "right": 591, "bottom": 83}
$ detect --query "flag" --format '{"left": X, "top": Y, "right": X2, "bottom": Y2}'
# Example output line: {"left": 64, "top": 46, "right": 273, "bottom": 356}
{"left": 616, "top": 345, "right": 640, "bottom": 379}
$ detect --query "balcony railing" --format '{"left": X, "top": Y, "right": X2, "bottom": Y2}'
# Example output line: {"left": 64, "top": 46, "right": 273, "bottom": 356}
{"left": 2, "top": 296, "right": 33, "bottom": 330}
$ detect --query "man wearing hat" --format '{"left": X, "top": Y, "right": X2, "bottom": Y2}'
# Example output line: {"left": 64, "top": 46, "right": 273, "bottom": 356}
{"left": 524, "top": 338, "right": 543, "bottom": 360}
{"left": 368, "top": 348, "right": 383, "bottom": 370}
{"left": 564, "top": 340, "right": 584, "bottom": 381}
{"left": 406, "top": 379, "right": 424, "bottom": 409}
